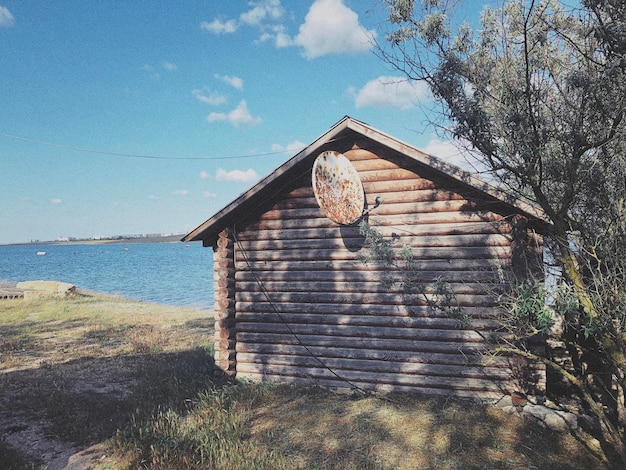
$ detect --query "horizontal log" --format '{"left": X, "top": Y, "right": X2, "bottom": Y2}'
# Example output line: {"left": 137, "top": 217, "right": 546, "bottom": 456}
{"left": 271, "top": 191, "right": 469, "bottom": 210}
{"left": 236, "top": 258, "right": 508, "bottom": 274}
{"left": 235, "top": 362, "right": 507, "bottom": 393}
{"left": 213, "top": 309, "right": 235, "bottom": 321}
{"left": 233, "top": 280, "right": 503, "bottom": 295}
{"left": 236, "top": 332, "right": 498, "bottom": 354}
{"left": 274, "top": 189, "right": 468, "bottom": 207}
{"left": 213, "top": 247, "right": 234, "bottom": 260}
{"left": 214, "top": 327, "right": 236, "bottom": 340}
{"left": 273, "top": 180, "right": 464, "bottom": 207}
{"left": 215, "top": 276, "right": 235, "bottom": 289}
{"left": 258, "top": 204, "right": 499, "bottom": 224}
{"left": 215, "top": 359, "right": 236, "bottom": 372}
{"left": 214, "top": 286, "right": 235, "bottom": 298}
{"left": 251, "top": 210, "right": 505, "bottom": 228}
{"left": 252, "top": 352, "right": 544, "bottom": 378}
{"left": 370, "top": 199, "right": 491, "bottom": 215}
{"left": 358, "top": 167, "right": 427, "bottom": 182}
{"left": 234, "top": 301, "right": 504, "bottom": 319}
{"left": 215, "top": 257, "right": 235, "bottom": 269}
{"left": 217, "top": 235, "right": 232, "bottom": 249}
{"left": 343, "top": 146, "right": 380, "bottom": 161}
{"left": 213, "top": 338, "right": 236, "bottom": 351}
{"left": 235, "top": 353, "right": 515, "bottom": 380}
{"left": 257, "top": 199, "right": 495, "bottom": 223}
{"left": 235, "top": 321, "right": 503, "bottom": 342}
{"left": 367, "top": 211, "right": 507, "bottom": 226}
{"left": 214, "top": 267, "right": 236, "bottom": 279}
{"left": 235, "top": 233, "right": 512, "bottom": 252}
{"left": 286, "top": 181, "right": 457, "bottom": 199}
{"left": 214, "top": 298, "right": 235, "bottom": 311}
{"left": 234, "top": 291, "right": 499, "bottom": 307}
{"left": 235, "top": 342, "right": 512, "bottom": 367}
{"left": 214, "top": 350, "right": 236, "bottom": 362}
{"left": 234, "top": 245, "right": 511, "bottom": 262}
{"left": 235, "top": 260, "right": 508, "bottom": 282}
{"left": 235, "top": 261, "right": 503, "bottom": 282}
{"left": 238, "top": 221, "right": 511, "bottom": 243}
{"left": 235, "top": 373, "right": 506, "bottom": 400}
{"left": 349, "top": 157, "right": 402, "bottom": 171}
{"left": 245, "top": 216, "right": 332, "bottom": 229}
{"left": 214, "top": 317, "right": 235, "bottom": 330}
{"left": 362, "top": 178, "right": 448, "bottom": 193}
{"left": 235, "top": 311, "right": 499, "bottom": 330}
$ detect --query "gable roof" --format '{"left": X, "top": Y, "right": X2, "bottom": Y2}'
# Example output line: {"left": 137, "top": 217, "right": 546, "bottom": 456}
{"left": 183, "top": 116, "right": 547, "bottom": 246}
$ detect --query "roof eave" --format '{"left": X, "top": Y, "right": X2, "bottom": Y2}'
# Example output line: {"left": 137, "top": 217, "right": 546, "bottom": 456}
{"left": 182, "top": 116, "right": 356, "bottom": 245}
{"left": 182, "top": 116, "right": 550, "bottom": 245}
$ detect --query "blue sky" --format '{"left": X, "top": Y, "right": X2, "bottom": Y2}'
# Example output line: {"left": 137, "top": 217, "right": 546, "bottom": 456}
{"left": 0, "top": 0, "right": 463, "bottom": 244}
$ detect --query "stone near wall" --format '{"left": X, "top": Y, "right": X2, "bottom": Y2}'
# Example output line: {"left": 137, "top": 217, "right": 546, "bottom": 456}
{"left": 16, "top": 280, "right": 76, "bottom": 300}
{"left": 522, "top": 403, "right": 578, "bottom": 432}
{"left": 495, "top": 394, "right": 579, "bottom": 432}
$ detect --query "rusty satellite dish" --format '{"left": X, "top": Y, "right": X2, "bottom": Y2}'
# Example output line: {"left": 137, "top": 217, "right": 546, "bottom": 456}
{"left": 312, "top": 150, "right": 365, "bottom": 225}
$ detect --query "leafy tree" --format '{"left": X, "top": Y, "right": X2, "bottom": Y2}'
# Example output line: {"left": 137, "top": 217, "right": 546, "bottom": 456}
{"left": 375, "top": 0, "right": 626, "bottom": 463}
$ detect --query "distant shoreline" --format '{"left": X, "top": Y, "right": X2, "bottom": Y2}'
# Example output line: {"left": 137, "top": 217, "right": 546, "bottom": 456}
{"left": 1, "top": 234, "right": 187, "bottom": 247}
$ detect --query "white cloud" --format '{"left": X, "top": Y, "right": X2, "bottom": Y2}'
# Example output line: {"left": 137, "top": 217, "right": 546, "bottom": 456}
{"left": 240, "top": 0, "right": 284, "bottom": 26}
{"left": 192, "top": 88, "right": 227, "bottom": 106}
{"left": 204, "top": 191, "right": 218, "bottom": 198}
{"left": 141, "top": 62, "right": 177, "bottom": 79}
{"left": 162, "top": 61, "right": 177, "bottom": 71}
{"left": 148, "top": 195, "right": 159, "bottom": 200}
{"left": 200, "top": 18, "right": 237, "bottom": 34}
{"left": 257, "top": 24, "right": 294, "bottom": 47}
{"left": 51, "top": 198, "right": 63, "bottom": 205}
{"left": 354, "top": 76, "right": 430, "bottom": 109}
{"left": 274, "top": 27, "right": 294, "bottom": 47}
{"left": 216, "top": 168, "right": 259, "bottom": 183}
{"left": 202, "top": 1, "right": 284, "bottom": 40}
{"left": 271, "top": 140, "right": 307, "bottom": 153}
{"left": 206, "top": 100, "right": 262, "bottom": 127}
{"left": 200, "top": 170, "right": 210, "bottom": 179}
{"left": 294, "top": 0, "right": 376, "bottom": 59}
{"left": 214, "top": 74, "right": 244, "bottom": 90}
{"left": 0, "top": 6, "right": 14, "bottom": 27}
{"left": 172, "top": 189, "right": 190, "bottom": 196}
{"left": 199, "top": 1, "right": 373, "bottom": 57}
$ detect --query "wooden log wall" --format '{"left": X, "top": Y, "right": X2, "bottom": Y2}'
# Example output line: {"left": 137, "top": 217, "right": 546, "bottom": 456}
{"left": 213, "top": 228, "right": 236, "bottom": 376}
{"left": 229, "top": 145, "right": 545, "bottom": 399}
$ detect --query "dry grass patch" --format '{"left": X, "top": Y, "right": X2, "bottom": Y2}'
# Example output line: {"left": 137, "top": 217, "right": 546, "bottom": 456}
{"left": 0, "top": 292, "right": 215, "bottom": 469}
{"left": 245, "top": 386, "right": 605, "bottom": 470}
{"left": 0, "top": 291, "right": 212, "bottom": 372}
{"left": 107, "top": 383, "right": 606, "bottom": 470}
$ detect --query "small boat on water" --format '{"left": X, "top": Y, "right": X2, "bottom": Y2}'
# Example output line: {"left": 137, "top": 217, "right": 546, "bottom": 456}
{"left": 36, "top": 251, "right": 46, "bottom": 256}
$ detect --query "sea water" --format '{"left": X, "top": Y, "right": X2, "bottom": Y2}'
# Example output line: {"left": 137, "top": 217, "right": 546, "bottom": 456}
{"left": 0, "top": 242, "right": 214, "bottom": 309}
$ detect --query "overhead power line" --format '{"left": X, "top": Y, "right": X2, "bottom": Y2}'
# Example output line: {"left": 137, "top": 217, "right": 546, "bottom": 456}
{"left": 0, "top": 132, "right": 304, "bottom": 161}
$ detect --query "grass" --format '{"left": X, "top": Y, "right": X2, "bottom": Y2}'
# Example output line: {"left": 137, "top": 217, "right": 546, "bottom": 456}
{"left": 0, "top": 291, "right": 215, "bottom": 469}
{"left": 0, "top": 293, "right": 611, "bottom": 469}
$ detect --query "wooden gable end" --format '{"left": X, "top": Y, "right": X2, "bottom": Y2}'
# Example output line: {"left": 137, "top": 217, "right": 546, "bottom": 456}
{"left": 213, "top": 138, "right": 545, "bottom": 399}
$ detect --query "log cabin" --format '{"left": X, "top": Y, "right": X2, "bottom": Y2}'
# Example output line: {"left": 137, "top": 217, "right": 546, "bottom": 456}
{"left": 183, "top": 116, "right": 550, "bottom": 400}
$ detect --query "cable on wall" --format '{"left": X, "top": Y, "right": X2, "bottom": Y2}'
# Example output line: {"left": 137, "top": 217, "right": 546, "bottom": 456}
{"left": 232, "top": 223, "right": 374, "bottom": 396}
